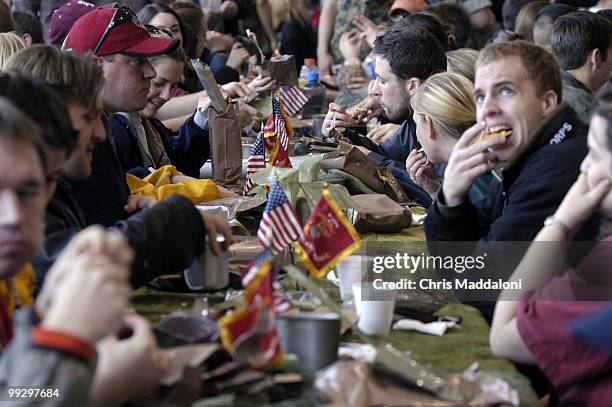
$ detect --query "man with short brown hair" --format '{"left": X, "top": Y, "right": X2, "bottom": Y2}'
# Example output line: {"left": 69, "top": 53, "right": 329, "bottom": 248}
{"left": 425, "top": 41, "right": 598, "bottom": 272}
{"left": 0, "top": 96, "right": 133, "bottom": 405}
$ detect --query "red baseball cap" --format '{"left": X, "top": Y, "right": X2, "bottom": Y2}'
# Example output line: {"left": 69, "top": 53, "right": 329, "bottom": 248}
{"left": 64, "top": 6, "right": 178, "bottom": 57}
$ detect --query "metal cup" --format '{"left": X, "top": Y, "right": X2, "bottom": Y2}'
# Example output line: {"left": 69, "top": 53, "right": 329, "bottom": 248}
{"left": 276, "top": 312, "right": 341, "bottom": 374}
{"left": 184, "top": 234, "right": 229, "bottom": 291}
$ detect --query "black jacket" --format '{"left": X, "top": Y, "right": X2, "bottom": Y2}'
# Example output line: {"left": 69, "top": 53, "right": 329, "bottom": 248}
{"left": 70, "top": 128, "right": 131, "bottom": 227}
{"left": 343, "top": 120, "right": 433, "bottom": 206}
{"left": 425, "top": 103, "right": 598, "bottom": 244}
{"left": 33, "top": 179, "right": 206, "bottom": 289}
{"left": 278, "top": 19, "right": 316, "bottom": 74}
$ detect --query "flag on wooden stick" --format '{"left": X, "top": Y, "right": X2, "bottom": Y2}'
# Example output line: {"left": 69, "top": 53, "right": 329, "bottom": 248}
{"left": 243, "top": 132, "right": 265, "bottom": 193}
{"left": 295, "top": 185, "right": 361, "bottom": 278}
{"left": 218, "top": 251, "right": 283, "bottom": 368}
{"left": 263, "top": 114, "right": 292, "bottom": 168}
{"left": 257, "top": 181, "right": 302, "bottom": 254}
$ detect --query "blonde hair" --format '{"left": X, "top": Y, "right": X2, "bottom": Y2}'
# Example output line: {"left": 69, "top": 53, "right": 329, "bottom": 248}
{"left": 446, "top": 48, "right": 479, "bottom": 83}
{"left": 410, "top": 72, "right": 476, "bottom": 139}
{"left": 0, "top": 33, "right": 25, "bottom": 70}
{"left": 268, "top": 0, "right": 308, "bottom": 30}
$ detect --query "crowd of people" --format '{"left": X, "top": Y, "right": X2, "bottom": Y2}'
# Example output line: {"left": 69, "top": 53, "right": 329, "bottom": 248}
{"left": 0, "top": 0, "right": 610, "bottom": 405}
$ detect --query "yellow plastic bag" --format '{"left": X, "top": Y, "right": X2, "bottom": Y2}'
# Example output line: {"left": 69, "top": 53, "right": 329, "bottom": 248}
{"left": 127, "top": 165, "right": 220, "bottom": 204}
{"left": 0, "top": 263, "right": 35, "bottom": 319}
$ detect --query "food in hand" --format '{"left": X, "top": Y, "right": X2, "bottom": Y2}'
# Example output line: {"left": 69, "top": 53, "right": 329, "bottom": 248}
{"left": 349, "top": 107, "right": 367, "bottom": 120}
{"left": 470, "top": 127, "right": 512, "bottom": 145}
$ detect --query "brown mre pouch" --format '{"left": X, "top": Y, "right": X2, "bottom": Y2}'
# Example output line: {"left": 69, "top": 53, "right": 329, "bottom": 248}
{"left": 377, "top": 168, "right": 410, "bottom": 203}
{"left": 263, "top": 55, "right": 298, "bottom": 86}
{"left": 208, "top": 102, "right": 242, "bottom": 186}
{"left": 348, "top": 194, "right": 411, "bottom": 233}
{"left": 320, "top": 146, "right": 386, "bottom": 194}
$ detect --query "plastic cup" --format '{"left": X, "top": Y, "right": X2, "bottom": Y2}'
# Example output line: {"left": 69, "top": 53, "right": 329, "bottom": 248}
{"left": 353, "top": 283, "right": 396, "bottom": 336}
{"left": 336, "top": 255, "right": 369, "bottom": 302}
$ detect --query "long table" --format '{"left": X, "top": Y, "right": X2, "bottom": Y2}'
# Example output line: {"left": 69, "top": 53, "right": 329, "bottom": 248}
{"left": 130, "top": 221, "right": 540, "bottom": 406}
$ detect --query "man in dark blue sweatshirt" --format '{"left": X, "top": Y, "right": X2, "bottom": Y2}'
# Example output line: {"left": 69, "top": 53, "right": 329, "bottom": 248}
{"left": 321, "top": 27, "right": 447, "bottom": 206}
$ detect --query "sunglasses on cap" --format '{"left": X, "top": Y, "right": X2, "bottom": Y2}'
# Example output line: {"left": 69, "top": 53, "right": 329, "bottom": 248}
{"left": 93, "top": 5, "right": 140, "bottom": 55}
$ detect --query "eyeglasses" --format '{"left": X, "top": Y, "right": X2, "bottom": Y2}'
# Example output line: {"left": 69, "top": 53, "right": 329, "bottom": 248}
{"left": 93, "top": 6, "right": 140, "bottom": 55}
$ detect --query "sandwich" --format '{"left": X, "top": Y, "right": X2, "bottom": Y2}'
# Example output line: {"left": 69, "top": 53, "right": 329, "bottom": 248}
{"left": 349, "top": 107, "right": 367, "bottom": 120}
{"left": 470, "top": 127, "right": 512, "bottom": 145}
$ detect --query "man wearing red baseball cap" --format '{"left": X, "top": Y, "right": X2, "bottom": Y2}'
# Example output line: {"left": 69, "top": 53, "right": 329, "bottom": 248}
{"left": 64, "top": 5, "right": 177, "bottom": 57}
{"left": 56, "top": 6, "right": 232, "bottom": 286}
{"left": 62, "top": 5, "right": 182, "bottom": 225}
{"left": 65, "top": 5, "right": 179, "bottom": 113}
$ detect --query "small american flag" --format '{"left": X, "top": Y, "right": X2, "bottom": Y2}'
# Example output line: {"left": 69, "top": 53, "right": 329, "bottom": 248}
{"left": 257, "top": 181, "right": 302, "bottom": 253}
{"left": 243, "top": 133, "right": 265, "bottom": 193}
{"left": 241, "top": 248, "right": 272, "bottom": 287}
{"left": 279, "top": 86, "right": 309, "bottom": 116}
{"left": 272, "top": 96, "right": 290, "bottom": 150}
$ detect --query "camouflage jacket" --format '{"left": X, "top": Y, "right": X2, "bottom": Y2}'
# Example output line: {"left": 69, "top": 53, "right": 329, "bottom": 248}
{"left": 330, "top": 0, "right": 393, "bottom": 62}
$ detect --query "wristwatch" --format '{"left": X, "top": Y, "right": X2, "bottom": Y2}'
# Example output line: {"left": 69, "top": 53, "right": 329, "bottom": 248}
{"left": 543, "top": 216, "right": 571, "bottom": 236}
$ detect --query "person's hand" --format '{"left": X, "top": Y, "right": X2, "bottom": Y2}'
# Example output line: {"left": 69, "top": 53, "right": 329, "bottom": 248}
{"left": 367, "top": 123, "right": 399, "bottom": 143}
{"left": 353, "top": 15, "right": 379, "bottom": 48}
{"left": 222, "top": 81, "right": 250, "bottom": 99}
{"left": 236, "top": 100, "right": 264, "bottom": 129}
{"left": 226, "top": 43, "right": 250, "bottom": 70}
{"left": 91, "top": 314, "right": 168, "bottom": 407}
{"left": 41, "top": 228, "right": 132, "bottom": 343}
{"left": 442, "top": 122, "right": 505, "bottom": 207}
{"left": 554, "top": 173, "right": 611, "bottom": 235}
{"left": 353, "top": 93, "right": 384, "bottom": 121}
{"left": 339, "top": 30, "right": 365, "bottom": 61}
{"left": 317, "top": 50, "right": 335, "bottom": 75}
{"left": 406, "top": 149, "right": 440, "bottom": 198}
{"left": 237, "top": 100, "right": 264, "bottom": 122}
{"left": 198, "top": 211, "right": 232, "bottom": 256}
{"left": 124, "top": 194, "right": 157, "bottom": 214}
{"left": 321, "top": 103, "right": 360, "bottom": 137}
{"left": 206, "top": 31, "right": 233, "bottom": 53}
{"left": 247, "top": 75, "right": 278, "bottom": 94}
{"left": 36, "top": 227, "right": 132, "bottom": 318}
{"left": 197, "top": 93, "right": 212, "bottom": 113}
{"left": 220, "top": 0, "right": 238, "bottom": 19}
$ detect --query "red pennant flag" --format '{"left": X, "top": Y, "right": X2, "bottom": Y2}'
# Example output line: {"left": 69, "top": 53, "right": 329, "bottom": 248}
{"left": 218, "top": 253, "right": 283, "bottom": 368}
{"left": 295, "top": 186, "right": 361, "bottom": 278}
{"left": 263, "top": 114, "right": 292, "bottom": 168}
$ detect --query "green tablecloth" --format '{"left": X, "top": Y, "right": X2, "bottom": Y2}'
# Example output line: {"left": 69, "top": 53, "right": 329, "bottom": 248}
{"left": 130, "top": 221, "right": 539, "bottom": 406}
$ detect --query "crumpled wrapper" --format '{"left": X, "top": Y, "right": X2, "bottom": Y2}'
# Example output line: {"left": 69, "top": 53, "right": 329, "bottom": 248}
{"left": 289, "top": 154, "right": 325, "bottom": 183}
{"left": 198, "top": 196, "right": 267, "bottom": 220}
{"left": 300, "top": 182, "right": 356, "bottom": 210}
{"left": 249, "top": 167, "right": 300, "bottom": 206}
{"left": 228, "top": 238, "right": 293, "bottom": 267}
{"left": 314, "top": 361, "right": 520, "bottom": 407}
